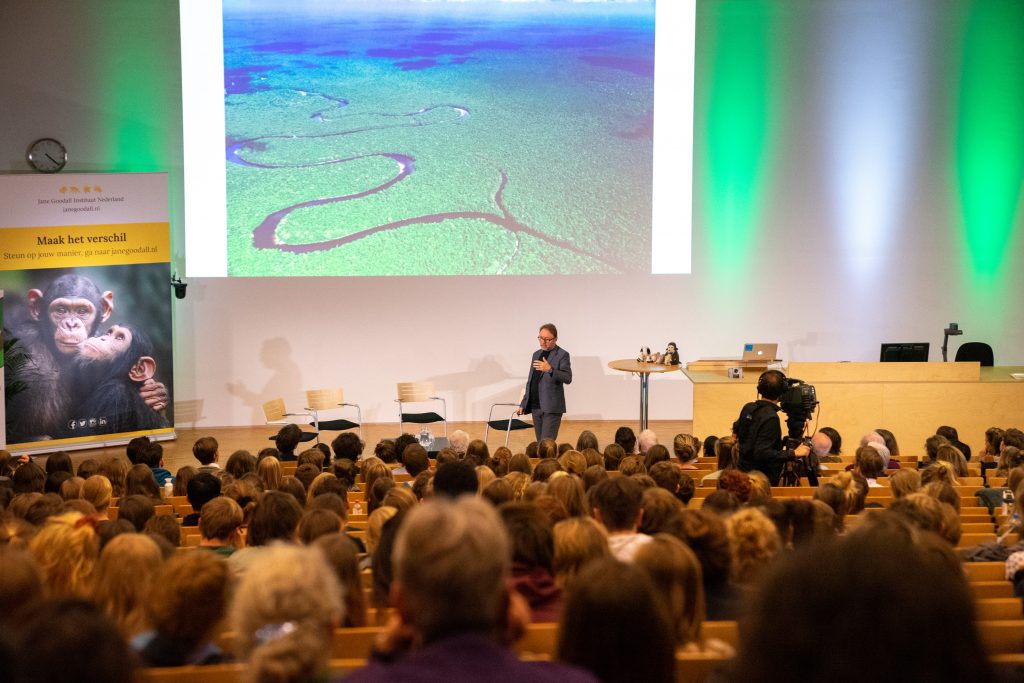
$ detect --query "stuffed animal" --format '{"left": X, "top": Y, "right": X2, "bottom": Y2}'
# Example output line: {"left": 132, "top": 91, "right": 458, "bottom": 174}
{"left": 663, "top": 342, "right": 680, "bottom": 365}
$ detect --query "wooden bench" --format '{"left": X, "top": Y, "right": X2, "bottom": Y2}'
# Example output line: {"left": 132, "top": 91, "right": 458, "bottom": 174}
{"left": 975, "top": 598, "right": 1024, "bottom": 621}
{"left": 978, "top": 620, "right": 1024, "bottom": 654}
{"left": 966, "top": 563, "right": 1008, "bottom": 582}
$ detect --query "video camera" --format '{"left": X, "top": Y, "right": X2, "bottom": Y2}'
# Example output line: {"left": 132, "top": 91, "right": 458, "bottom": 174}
{"left": 779, "top": 378, "right": 819, "bottom": 486}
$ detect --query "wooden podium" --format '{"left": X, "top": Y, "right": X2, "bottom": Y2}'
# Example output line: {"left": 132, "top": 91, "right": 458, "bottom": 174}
{"left": 683, "top": 362, "right": 1024, "bottom": 455}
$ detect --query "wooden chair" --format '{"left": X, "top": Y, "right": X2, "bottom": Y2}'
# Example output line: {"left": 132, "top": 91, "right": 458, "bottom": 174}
{"left": 395, "top": 382, "right": 447, "bottom": 437}
{"left": 262, "top": 398, "right": 318, "bottom": 445}
{"left": 305, "top": 388, "right": 362, "bottom": 439}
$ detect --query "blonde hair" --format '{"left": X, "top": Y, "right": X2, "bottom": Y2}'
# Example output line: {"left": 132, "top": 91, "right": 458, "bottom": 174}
{"left": 28, "top": 511, "right": 99, "bottom": 598}
{"left": 634, "top": 534, "right": 706, "bottom": 646}
{"left": 553, "top": 516, "right": 609, "bottom": 592}
{"left": 81, "top": 475, "right": 113, "bottom": 512}
{"left": 475, "top": 466, "right": 496, "bottom": 492}
{"left": 90, "top": 533, "right": 164, "bottom": 638}
{"left": 381, "top": 487, "right": 417, "bottom": 514}
{"left": 558, "top": 450, "right": 587, "bottom": 476}
{"left": 888, "top": 469, "right": 921, "bottom": 499}
{"left": 828, "top": 471, "right": 863, "bottom": 515}
{"left": 365, "top": 506, "right": 398, "bottom": 556}
{"left": 231, "top": 543, "right": 343, "bottom": 683}
{"left": 547, "top": 475, "right": 589, "bottom": 518}
{"left": 725, "top": 508, "right": 781, "bottom": 584}
{"left": 257, "top": 456, "right": 282, "bottom": 491}
{"left": 747, "top": 471, "right": 772, "bottom": 500}
{"left": 504, "top": 471, "right": 531, "bottom": 501}
{"left": 935, "top": 444, "right": 969, "bottom": 478}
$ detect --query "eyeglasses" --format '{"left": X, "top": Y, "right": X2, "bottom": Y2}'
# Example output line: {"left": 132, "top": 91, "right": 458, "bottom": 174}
{"left": 537, "top": 336, "right": 556, "bottom": 343}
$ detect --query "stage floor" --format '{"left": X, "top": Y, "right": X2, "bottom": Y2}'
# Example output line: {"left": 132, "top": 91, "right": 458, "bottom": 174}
{"left": 43, "top": 419, "right": 695, "bottom": 473}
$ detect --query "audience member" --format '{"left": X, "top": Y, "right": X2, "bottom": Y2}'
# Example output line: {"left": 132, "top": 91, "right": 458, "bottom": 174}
{"left": 499, "top": 502, "right": 564, "bottom": 622}
{"left": 11, "top": 598, "right": 136, "bottom": 683}
{"left": 589, "top": 476, "right": 650, "bottom": 561}
{"left": 819, "top": 426, "right": 843, "bottom": 455}
{"left": 134, "top": 550, "right": 231, "bottom": 666}
{"left": 199, "top": 497, "right": 243, "bottom": 556}
{"left": 733, "top": 524, "right": 992, "bottom": 683}
{"left": 192, "top": 437, "right": 220, "bottom": 472}
{"left": 231, "top": 544, "right": 343, "bottom": 683}
{"left": 634, "top": 533, "right": 734, "bottom": 655}
{"left": 224, "top": 449, "right": 256, "bottom": 480}
{"left": 28, "top": 511, "right": 99, "bottom": 598}
{"left": 345, "top": 497, "right": 595, "bottom": 682}
{"left": 89, "top": 532, "right": 164, "bottom": 638}
{"left": 183, "top": 473, "right": 222, "bottom": 527}
{"left": 557, "top": 557, "right": 674, "bottom": 683}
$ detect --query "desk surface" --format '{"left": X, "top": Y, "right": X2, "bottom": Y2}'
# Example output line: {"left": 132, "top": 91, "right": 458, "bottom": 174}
{"left": 608, "top": 359, "right": 682, "bottom": 374}
{"left": 683, "top": 364, "right": 1024, "bottom": 384}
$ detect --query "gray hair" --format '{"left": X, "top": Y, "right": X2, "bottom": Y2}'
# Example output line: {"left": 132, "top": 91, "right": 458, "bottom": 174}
{"left": 448, "top": 430, "right": 470, "bottom": 455}
{"left": 231, "top": 543, "right": 343, "bottom": 683}
{"left": 638, "top": 429, "right": 658, "bottom": 454}
{"left": 395, "top": 496, "right": 510, "bottom": 638}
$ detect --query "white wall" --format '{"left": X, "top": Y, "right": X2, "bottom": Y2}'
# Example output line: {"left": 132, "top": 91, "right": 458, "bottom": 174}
{"left": 2, "top": 0, "right": 1022, "bottom": 429}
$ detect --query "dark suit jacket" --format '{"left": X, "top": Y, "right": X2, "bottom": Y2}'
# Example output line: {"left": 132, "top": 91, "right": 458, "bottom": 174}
{"left": 519, "top": 345, "right": 572, "bottom": 414}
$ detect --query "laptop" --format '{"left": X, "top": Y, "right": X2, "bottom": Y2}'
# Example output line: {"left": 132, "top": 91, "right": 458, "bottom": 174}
{"left": 742, "top": 343, "right": 778, "bottom": 362}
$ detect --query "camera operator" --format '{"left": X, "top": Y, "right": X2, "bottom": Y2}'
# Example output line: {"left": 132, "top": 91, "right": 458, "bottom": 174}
{"left": 733, "top": 370, "right": 810, "bottom": 485}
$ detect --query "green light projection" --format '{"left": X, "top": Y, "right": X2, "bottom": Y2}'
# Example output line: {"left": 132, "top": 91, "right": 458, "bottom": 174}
{"left": 955, "top": 0, "right": 1024, "bottom": 279}
{"left": 699, "top": 1, "right": 787, "bottom": 291}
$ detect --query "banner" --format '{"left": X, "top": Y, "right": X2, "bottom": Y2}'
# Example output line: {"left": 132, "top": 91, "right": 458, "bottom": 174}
{"left": 1, "top": 173, "right": 174, "bottom": 453}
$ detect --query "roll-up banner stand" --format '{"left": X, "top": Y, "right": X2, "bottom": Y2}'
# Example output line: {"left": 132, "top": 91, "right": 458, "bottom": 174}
{"left": 1, "top": 173, "right": 174, "bottom": 455}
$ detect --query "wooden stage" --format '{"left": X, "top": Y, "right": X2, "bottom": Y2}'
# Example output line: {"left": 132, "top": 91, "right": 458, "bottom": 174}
{"left": 43, "top": 420, "right": 695, "bottom": 473}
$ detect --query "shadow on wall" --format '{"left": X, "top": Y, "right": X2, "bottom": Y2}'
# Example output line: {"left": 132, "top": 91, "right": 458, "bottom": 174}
{"left": 421, "top": 355, "right": 516, "bottom": 422}
{"left": 226, "top": 338, "right": 305, "bottom": 423}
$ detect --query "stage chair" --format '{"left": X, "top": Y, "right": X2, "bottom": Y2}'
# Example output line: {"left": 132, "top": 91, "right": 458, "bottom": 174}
{"left": 395, "top": 382, "right": 447, "bottom": 437}
{"left": 484, "top": 387, "right": 533, "bottom": 446}
{"left": 305, "top": 388, "right": 362, "bottom": 439}
{"left": 262, "top": 398, "right": 318, "bottom": 445}
{"left": 955, "top": 342, "right": 995, "bottom": 367}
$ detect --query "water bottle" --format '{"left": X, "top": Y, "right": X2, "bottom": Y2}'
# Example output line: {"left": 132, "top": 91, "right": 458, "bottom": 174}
{"left": 418, "top": 428, "right": 433, "bottom": 450}
{"left": 164, "top": 481, "right": 173, "bottom": 499}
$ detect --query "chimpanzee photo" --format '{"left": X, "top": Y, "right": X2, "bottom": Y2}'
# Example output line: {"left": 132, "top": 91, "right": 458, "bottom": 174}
{"left": 4, "top": 274, "right": 114, "bottom": 441}
{"left": 3, "top": 269, "right": 170, "bottom": 443}
{"left": 64, "top": 324, "right": 170, "bottom": 436}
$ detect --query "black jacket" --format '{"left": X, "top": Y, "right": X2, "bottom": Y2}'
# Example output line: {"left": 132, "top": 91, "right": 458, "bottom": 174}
{"left": 734, "top": 399, "right": 790, "bottom": 484}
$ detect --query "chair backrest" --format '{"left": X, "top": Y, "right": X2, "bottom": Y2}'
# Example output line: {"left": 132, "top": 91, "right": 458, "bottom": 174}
{"left": 262, "top": 398, "right": 287, "bottom": 422}
{"left": 306, "top": 388, "right": 344, "bottom": 410}
{"left": 397, "top": 382, "right": 434, "bottom": 402}
{"left": 955, "top": 342, "right": 994, "bottom": 366}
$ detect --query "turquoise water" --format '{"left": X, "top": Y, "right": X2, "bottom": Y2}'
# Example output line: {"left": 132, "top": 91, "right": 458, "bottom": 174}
{"left": 223, "top": 3, "right": 655, "bottom": 276}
